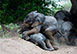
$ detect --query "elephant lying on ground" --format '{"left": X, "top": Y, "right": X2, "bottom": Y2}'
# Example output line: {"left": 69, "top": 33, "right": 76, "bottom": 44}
{"left": 22, "top": 31, "right": 54, "bottom": 51}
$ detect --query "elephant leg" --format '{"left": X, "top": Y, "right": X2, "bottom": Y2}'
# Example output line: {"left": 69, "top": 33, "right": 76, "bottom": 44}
{"left": 38, "top": 40, "right": 53, "bottom": 51}
{"left": 25, "top": 28, "right": 40, "bottom": 40}
{"left": 43, "top": 31, "right": 58, "bottom": 50}
{"left": 45, "top": 39, "right": 54, "bottom": 50}
{"left": 43, "top": 31, "right": 55, "bottom": 45}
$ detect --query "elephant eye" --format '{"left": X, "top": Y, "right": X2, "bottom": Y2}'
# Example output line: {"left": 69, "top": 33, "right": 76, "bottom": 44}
{"left": 26, "top": 20, "right": 31, "bottom": 23}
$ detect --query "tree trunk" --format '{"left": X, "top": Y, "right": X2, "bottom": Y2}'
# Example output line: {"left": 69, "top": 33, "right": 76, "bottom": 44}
{"left": 70, "top": 0, "right": 77, "bottom": 28}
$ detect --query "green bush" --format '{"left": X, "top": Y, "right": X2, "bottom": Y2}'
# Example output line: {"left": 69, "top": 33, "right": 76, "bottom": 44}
{"left": 0, "top": 0, "right": 63, "bottom": 24}
{"left": 4, "top": 23, "right": 19, "bottom": 30}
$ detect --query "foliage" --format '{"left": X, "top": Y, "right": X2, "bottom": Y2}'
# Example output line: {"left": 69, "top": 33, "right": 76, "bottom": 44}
{"left": 62, "top": 1, "right": 71, "bottom": 11}
{"left": 0, "top": 0, "right": 63, "bottom": 24}
{"left": 4, "top": 23, "right": 19, "bottom": 30}
{"left": 0, "top": 23, "right": 20, "bottom": 38}
{"left": 0, "top": 25, "right": 3, "bottom": 38}
{"left": 47, "top": 1, "right": 64, "bottom": 15}
{"left": 0, "top": 25, "right": 2, "bottom": 30}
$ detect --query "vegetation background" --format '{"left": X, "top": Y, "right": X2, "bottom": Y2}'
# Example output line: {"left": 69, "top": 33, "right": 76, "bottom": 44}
{"left": 0, "top": 0, "right": 71, "bottom": 38}
{"left": 0, "top": 0, "right": 64, "bottom": 24}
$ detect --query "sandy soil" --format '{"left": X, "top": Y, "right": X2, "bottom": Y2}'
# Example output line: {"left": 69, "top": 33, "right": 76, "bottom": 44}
{"left": 0, "top": 37, "right": 77, "bottom": 54}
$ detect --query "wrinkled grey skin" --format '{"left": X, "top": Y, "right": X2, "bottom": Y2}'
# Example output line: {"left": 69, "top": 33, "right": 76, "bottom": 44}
{"left": 54, "top": 10, "right": 77, "bottom": 45}
{"left": 23, "top": 11, "right": 58, "bottom": 32}
{"left": 54, "top": 10, "right": 72, "bottom": 21}
{"left": 24, "top": 12, "right": 59, "bottom": 50}
{"left": 40, "top": 16, "right": 59, "bottom": 50}
{"left": 24, "top": 11, "right": 37, "bottom": 22}
{"left": 54, "top": 19, "right": 76, "bottom": 45}
{"left": 24, "top": 11, "right": 45, "bottom": 26}
{"left": 19, "top": 11, "right": 45, "bottom": 33}
{"left": 24, "top": 11, "right": 58, "bottom": 32}
{"left": 41, "top": 16, "right": 58, "bottom": 32}
{"left": 22, "top": 31, "right": 54, "bottom": 51}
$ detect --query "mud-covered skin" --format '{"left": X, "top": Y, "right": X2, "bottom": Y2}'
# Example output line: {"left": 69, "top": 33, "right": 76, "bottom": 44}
{"left": 22, "top": 12, "right": 45, "bottom": 40}
{"left": 40, "top": 16, "right": 58, "bottom": 50}
{"left": 19, "top": 11, "right": 45, "bottom": 34}
{"left": 23, "top": 16, "right": 58, "bottom": 50}
{"left": 18, "top": 24, "right": 31, "bottom": 34}
{"left": 41, "top": 16, "right": 58, "bottom": 33}
{"left": 19, "top": 11, "right": 58, "bottom": 49}
{"left": 22, "top": 32, "right": 54, "bottom": 51}
{"left": 24, "top": 11, "right": 45, "bottom": 28}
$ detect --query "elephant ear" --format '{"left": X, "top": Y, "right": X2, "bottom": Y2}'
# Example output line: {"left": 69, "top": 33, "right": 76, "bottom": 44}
{"left": 28, "top": 10, "right": 37, "bottom": 17}
{"left": 33, "top": 10, "right": 37, "bottom": 13}
{"left": 32, "top": 10, "right": 37, "bottom": 15}
{"left": 30, "top": 10, "right": 37, "bottom": 18}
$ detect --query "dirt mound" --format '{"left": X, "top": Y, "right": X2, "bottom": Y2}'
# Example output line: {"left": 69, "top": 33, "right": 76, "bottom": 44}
{"left": 0, "top": 37, "right": 77, "bottom": 54}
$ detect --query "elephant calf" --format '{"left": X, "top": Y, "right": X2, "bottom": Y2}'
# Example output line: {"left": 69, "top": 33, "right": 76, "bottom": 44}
{"left": 22, "top": 31, "right": 54, "bottom": 51}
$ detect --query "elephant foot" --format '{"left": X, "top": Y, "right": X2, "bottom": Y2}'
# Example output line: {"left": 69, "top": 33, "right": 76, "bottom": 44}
{"left": 53, "top": 45, "right": 58, "bottom": 50}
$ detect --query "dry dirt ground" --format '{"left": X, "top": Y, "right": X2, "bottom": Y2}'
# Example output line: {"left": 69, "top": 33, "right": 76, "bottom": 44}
{"left": 0, "top": 37, "right": 77, "bottom": 54}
